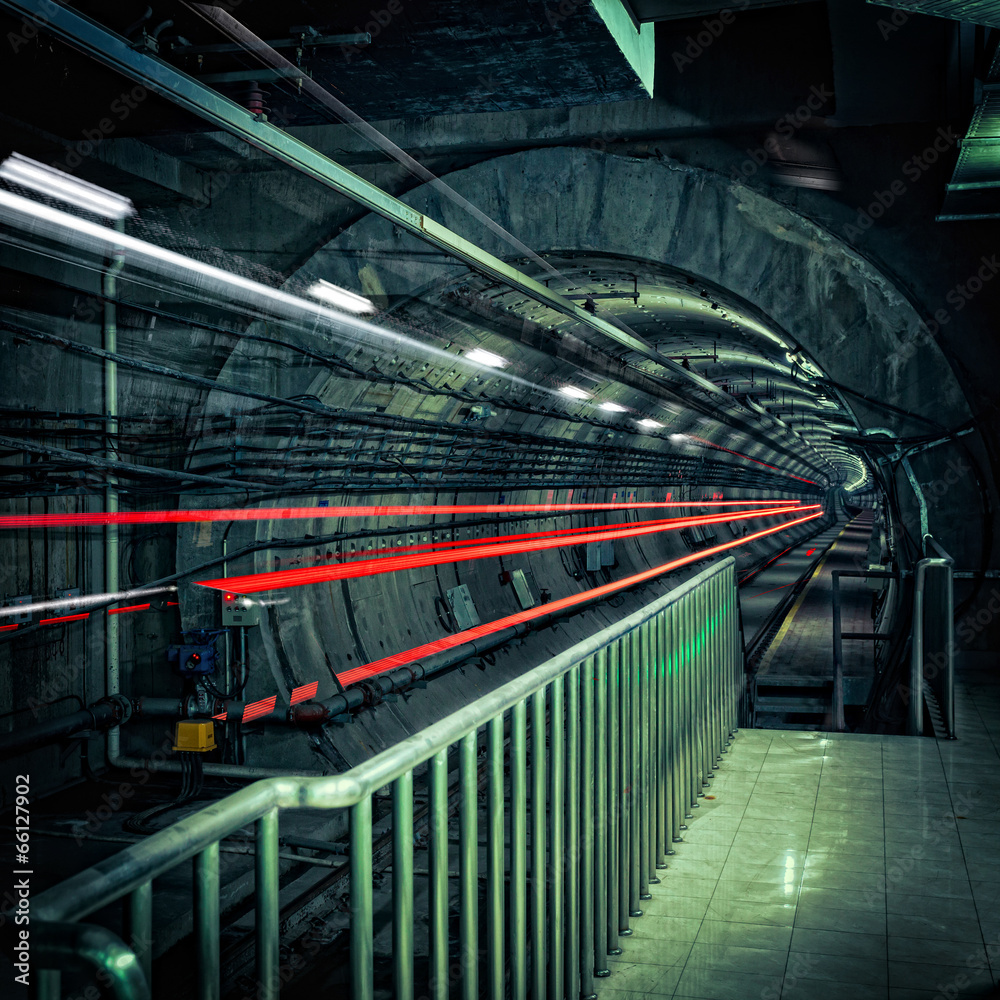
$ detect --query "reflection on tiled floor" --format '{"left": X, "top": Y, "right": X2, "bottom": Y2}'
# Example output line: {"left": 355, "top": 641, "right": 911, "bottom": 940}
{"left": 602, "top": 667, "right": 1000, "bottom": 999}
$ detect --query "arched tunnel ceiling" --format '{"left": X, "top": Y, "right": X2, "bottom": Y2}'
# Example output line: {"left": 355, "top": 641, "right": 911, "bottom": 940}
{"left": 275, "top": 146, "right": 974, "bottom": 490}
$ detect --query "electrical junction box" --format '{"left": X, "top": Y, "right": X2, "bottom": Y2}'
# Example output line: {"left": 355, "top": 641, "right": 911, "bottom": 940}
{"left": 173, "top": 720, "right": 217, "bottom": 753}
{"left": 9, "top": 595, "right": 32, "bottom": 624}
{"left": 511, "top": 569, "right": 539, "bottom": 610}
{"left": 167, "top": 644, "right": 216, "bottom": 677}
{"left": 446, "top": 584, "right": 480, "bottom": 630}
{"left": 221, "top": 591, "right": 259, "bottom": 627}
{"left": 55, "top": 588, "right": 81, "bottom": 613}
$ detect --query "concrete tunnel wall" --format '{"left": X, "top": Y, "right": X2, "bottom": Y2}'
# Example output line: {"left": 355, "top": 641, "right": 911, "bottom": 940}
{"left": 161, "top": 147, "right": 972, "bottom": 771}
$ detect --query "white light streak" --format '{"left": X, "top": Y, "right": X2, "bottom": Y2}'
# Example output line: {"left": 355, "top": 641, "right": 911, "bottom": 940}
{"left": 1, "top": 152, "right": 134, "bottom": 219}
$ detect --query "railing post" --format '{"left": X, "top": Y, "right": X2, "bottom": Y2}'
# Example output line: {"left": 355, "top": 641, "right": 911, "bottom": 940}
{"left": 487, "top": 716, "right": 505, "bottom": 1000}
{"left": 124, "top": 880, "right": 152, "bottom": 990}
{"left": 669, "top": 602, "right": 684, "bottom": 841}
{"left": 429, "top": 749, "right": 449, "bottom": 1000}
{"left": 549, "top": 678, "right": 565, "bottom": 999}
{"left": 35, "top": 970, "right": 60, "bottom": 1000}
{"left": 831, "top": 572, "right": 845, "bottom": 731}
{"left": 628, "top": 630, "right": 642, "bottom": 917}
{"left": 655, "top": 610, "right": 668, "bottom": 870}
{"left": 530, "top": 688, "right": 547, "bottom": 999}
{"left": 594, "top": 647, "right": 612, "bottom": 973}
{"left": 565, "top": 667, "right": 581, "bottom": 1000}
{"left": 910, "top": 563, "right": 926, "bottom": 736}
{"left": 510, "top": 702, "right": 527, "bottom": 1000}
{"left": 459, "top": 732, "right": 478, "bottom": 1000}
{"left": 256, "top": 808, "right": 280, "bottom": 1000}
{"left": 350, "top": 798, "right": 373, "bottom": 1000}
{"left": 393, "top": 771, "right": 414, "bottom": 1000}
{"left": 580, "top": 656, "right": 597, "bottom": 998}
{"left": 606, "top": 640, "right": 621, "bottom": 953}
{"left": 194, "top": 846, "right": 220, "bottom": 1000}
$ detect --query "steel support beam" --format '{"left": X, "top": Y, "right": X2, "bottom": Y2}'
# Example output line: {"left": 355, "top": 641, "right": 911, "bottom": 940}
{"left": 0, "top": 0, "right": 723, "bottom": 397}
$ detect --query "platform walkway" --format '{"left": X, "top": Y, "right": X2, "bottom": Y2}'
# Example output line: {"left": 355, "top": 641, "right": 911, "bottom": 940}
{"left": 601, "top": 656, "right": 1000, "bottom": 999}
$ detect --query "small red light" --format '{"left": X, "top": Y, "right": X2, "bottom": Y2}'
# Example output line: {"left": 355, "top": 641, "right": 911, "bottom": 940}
{"left": 225, "top": 593, "right": 235, "bottom": 601}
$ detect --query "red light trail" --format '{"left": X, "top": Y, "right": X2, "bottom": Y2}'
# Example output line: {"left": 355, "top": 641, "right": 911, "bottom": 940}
{"left": 196, "top": 505, "right": 819, "bottom": 594}
{"left": 38, "top": 612, "right": 90, "bottom": 625}
{"left": 337, "top": 509, "right": 824, "bottom": 686}
{"left": 0, "top": 499, "right": 801, "bottom": 529}
{"left": 107, "top": 602, "right": 151, "bottom": 615}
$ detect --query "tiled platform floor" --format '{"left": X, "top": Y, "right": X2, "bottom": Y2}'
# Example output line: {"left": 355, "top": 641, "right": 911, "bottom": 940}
{"left": 603, "top": 664, "right": 1000, "bottom": 999}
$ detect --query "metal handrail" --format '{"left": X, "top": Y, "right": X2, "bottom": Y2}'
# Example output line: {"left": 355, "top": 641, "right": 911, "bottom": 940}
{"left": 911, "top": 536, "right": 955, "bottom": 737}
{"left": 33, "top": 557, "right": 742, "bottom": 1000}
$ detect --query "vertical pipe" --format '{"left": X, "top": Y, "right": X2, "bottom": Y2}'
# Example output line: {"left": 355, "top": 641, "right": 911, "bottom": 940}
{"left": 256, "top": 809, "right": 280, "bottom": 1000}
{"left": 566, "top": 666, "right": 581, "bottom": 1000}
{"left": 487, "top": 716, "right": 505, "bottom": 1000}
{"left": 550, "top": 678, "right": 565, "bottom": 1000}
{"left": 104, "top": 218, "right": 124, "bottom": 764}
{"left": 510, "top": 702, "right": 528, "bottom": 1000}
{"left": 530, "top": 688, "right": 547, "bottom": 999}
{"left": 581, "top": 657, "right": 597, "bottom": 998}
{"left": 635, "top": 626, "right": 648, "bottom": 901}
{"left": 194, "top": 845, "right": 220, "bottom": 1000}
{"left": 428, "top": 749, "right": 449, "bottom": 1000}
{"left": 394, "top": 772, "right": 414, "bottom": 1000}
{"left": 831, "top": 572, "right": 845, "bottom": 732}
{"left": 125, "top": 880, "right": 152, "bottom": 990}
{"left": 459, "top": 733, "right": 478, "bottom": 1000}
{"left": 594, "top": 648, "right": 611, "bottom": 974}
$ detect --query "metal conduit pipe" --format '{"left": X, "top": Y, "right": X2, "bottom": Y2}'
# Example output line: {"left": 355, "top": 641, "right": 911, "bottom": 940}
{"left": 0, "top": 695, "right": 131, "bottom": 759}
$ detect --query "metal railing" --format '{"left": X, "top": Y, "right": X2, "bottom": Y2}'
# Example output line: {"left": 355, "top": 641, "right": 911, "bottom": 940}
{"left": 911, "top": 534, "right": 955, "bottom": 738}
{"left": 31, "top": 557, "right": 741, "bottom": 1000}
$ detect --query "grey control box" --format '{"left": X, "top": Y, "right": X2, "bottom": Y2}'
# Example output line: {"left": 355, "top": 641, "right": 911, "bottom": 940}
{"left": 221, "top": 592, "right": 260, "bottom": 627}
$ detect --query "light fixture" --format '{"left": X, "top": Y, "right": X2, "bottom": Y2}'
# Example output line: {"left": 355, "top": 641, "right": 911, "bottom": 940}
{"left": 0, "top": 152, "right": 134, "bottom": 219}
{"left": 600, "top": 402, "right": 626, "bottom": 412}
{"left": 638, "top": 419, "right": 663, "bottom": 429}
{"left": 670, "top": 433, "right": 687, "bottom": 443}
{"left": 465, "top": 347, "right": 507, "bottom": 368}
{"left": 559, "top": 386, "right": 590, "bottom": 399}
{"left": 307, "top": 278, "right": 375, "bottom": 315}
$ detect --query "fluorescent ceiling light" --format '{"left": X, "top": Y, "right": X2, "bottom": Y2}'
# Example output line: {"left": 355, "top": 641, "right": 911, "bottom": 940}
{"left": 637, "top": 419, "right": 663, "bottom": 429}
{"left": 560, "top": 386, "right": 590, "bottom": 399}
{"left": 669, "top": 433, "right": 687, "bottom": 442}
{"left": 465, "top": 348, "right": 507, "bottom": 368}
{"left": 307, "top": 279, "right": 375, "bottom": 315}
{"left": 0, "top": 152, "right": 134, "bottom": 219}
{"left": 600, "top": 402, "right": 626, "bottom": 412}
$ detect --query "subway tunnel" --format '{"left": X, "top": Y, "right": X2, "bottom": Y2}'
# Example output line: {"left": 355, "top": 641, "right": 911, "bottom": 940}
{"left": 0, "top": 1, "right": 999, "bottom": 998}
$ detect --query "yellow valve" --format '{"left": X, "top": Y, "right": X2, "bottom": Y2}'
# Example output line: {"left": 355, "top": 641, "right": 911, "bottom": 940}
{"left": 172, "top": 720, "right": 217, "bottom": 753}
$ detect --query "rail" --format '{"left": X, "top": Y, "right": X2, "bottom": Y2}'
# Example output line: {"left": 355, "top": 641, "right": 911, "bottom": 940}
{"left": 30, "top": 557, "right": 742, "bottom": 1000}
